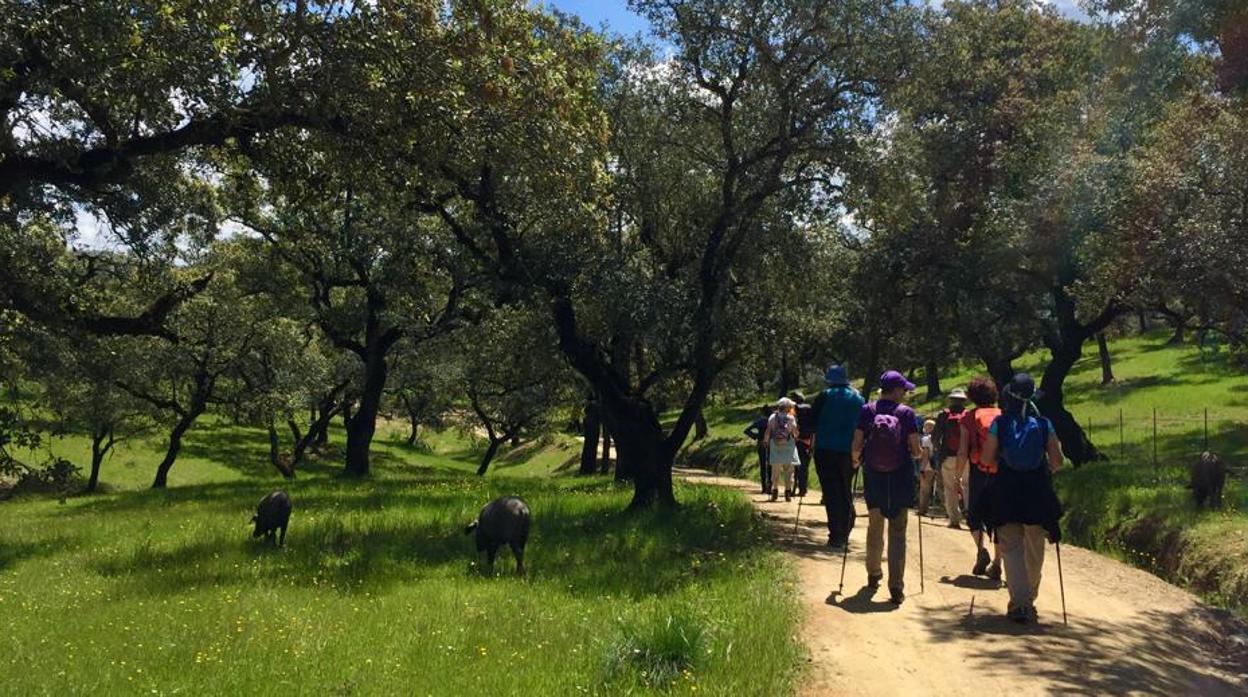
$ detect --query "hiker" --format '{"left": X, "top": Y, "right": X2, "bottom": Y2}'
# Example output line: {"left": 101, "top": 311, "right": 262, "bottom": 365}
{"left": 975, "top": 373, "right": 1064, "bottom": 624}
{"left": 957, "top": 377, "right": 1003, "bottom": 581}
{"left": 852, "top": 370, "right": 924, "bottom": 604}
{"left": 917, "top": 419, "right": 937, "bottom": 517}
{"left": 765, "top": 398, "right": 802, "bottom": 502}
{"left": 933, "top": 388, "right": 970, "bottom": 528}
{"left": 810, "top": 365, "right": 865, "bottom": 549}
{"left": 790, "top": 391, "right": 814, "bottom": 497}
{"left": 744, "top": 406, "right": 773, "bottom": 495}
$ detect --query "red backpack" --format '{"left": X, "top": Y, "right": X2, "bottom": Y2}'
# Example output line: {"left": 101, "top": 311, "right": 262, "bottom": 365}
{"left": 941, "top": 409, "right": 967, "bottom": 456}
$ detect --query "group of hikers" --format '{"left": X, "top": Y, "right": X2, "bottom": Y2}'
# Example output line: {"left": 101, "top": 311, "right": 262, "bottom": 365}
{"left": 745, "top": 366, "right": 1064, "bottom": 624}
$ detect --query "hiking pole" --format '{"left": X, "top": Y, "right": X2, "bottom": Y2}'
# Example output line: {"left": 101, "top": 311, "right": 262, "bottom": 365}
{"left": 793, "top": 490, "right": 804, "bottom": 535}
{"left": 1056, "top": 541, "right": 1068, "bottom": 626}
{"left": 917, "top": 503, "right": 925, "bottom": 594}
{"left": 836, "top": 468, "right": 860, "bottom": 597}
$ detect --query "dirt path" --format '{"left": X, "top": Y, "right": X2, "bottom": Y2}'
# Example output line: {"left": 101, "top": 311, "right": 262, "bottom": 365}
{"left": 678, "top": 469, "right": 1248, "bottom": 696}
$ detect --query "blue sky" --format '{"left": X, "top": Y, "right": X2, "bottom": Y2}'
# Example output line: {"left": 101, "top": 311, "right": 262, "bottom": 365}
{"left": 541, "top": 0, "right": 1088, "bottom": 35}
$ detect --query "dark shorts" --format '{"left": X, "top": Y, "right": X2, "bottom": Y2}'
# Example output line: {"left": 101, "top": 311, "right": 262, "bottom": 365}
{"left": 966, "top": 467, "right": 994, "bottom": 531}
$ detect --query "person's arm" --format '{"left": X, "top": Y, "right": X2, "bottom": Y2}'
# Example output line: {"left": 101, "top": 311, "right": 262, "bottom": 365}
{"left": 908, "top": 432, "right": 923, "bottom": 461}
{"left": 932, "top": 411, "right": 947, "bottom": 454}
{"left": 763, "top": 420, "right": 773, "bottom": 444}
{"left": 1046, "top": 432, "right": 1063, "bottom": 473}
{"left": 851, "top": 429, "right": 865, "bottom": 469}
{"left": 744, "top": 421, "right": 762, "bottom": 440}
{"left": 981, "top": 433, "right": 999, "bottom": 468}
{"left": 956, "top": 422, "right": 970, "bottom": 475}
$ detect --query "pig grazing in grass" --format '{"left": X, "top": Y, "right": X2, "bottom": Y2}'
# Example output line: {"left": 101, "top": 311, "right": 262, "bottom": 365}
{"left": 1191, "top": 452, "right": 1226, "bottom": 510}
{"left": 252, "top": 490, "right": 292, "bottom": 546}
{"left": 465, "top": 496, "right": 530, "bottom": 575}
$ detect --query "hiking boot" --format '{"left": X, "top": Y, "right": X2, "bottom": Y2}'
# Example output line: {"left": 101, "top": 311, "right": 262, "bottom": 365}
{"left": 987, "top": 561, "right": 1002, "bottom": 583}
{"left": 784, "top": 489, "right": 792, "bottom": 502}
{"left": 867, "top": 573, "right": 883, "bottom": 589}
{"left": 1026, "top": 606, "right": 1039, "bottom": 623}
{"left": 889, "top": 587, "right": 905, "bottom": 605}
{"left": 769, "top": 489, "right": 779, "bottom": 502}
{"left": 1007, "top": 605, "right": 1029, "bottom": 624}
{"left": 947, "top": 521, "right": 962, "bottom": 530}
{"left": 973, "top": 548, "right": 991, "bottom": 576}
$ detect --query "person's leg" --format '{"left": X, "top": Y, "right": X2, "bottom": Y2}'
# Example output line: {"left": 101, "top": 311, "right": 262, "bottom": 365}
{"left": 796, "top": 442, "right": 810, "bottom": 496}
{"left": 814, "top": 450, "right": 838, "bottom": 539}
{"left": 941, "top": 457, "right": 962, "bottom": 527}
{"left": 1023, "top": 524, "right": 1047, "bottom": 603}
{"left": 836, "top": 453, "right": 856, "bottom": 540}
{"left": 779, "top": 462, "right": 794, "bottom": 498}
{"left": 887, "top": 508, "right": 909, "bottom": 592}
{"left": 865, "top": 508, "right": 885, "bottom": 583}
{"left": 997, "top": 523, "right": 1027, "bottom": 615}
{"left": 918, "top": 469, "right": 935, "bottom": 516}
{"left": 769, "top": 458, "right": 783, "bottom": 500}
{"left": 759, "top": 444, "right": 771, "bottom": 493}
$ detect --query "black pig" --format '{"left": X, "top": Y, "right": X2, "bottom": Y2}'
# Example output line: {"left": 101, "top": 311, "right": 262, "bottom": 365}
{"left": 252, "top": 490, "right": 292, "bottom": 546}
{"left": 465, "top": 496, "right": 530, "bottom": 575}
{"left": 1191, "top": 451, "right": 1226, "bottom": 510}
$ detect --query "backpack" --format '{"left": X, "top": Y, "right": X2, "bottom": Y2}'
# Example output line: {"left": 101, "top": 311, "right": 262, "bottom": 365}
{"left": 941, "top": 409, "right": 967, "bottom": 456}
{"left": 863, "top": 403, "right": 905, "bottom": 473}
{"left": 770, "top": 413, "right": 796, "bottom": 446}
{"left": 795, "top": 404, "right": 816, "bottom": 442}
{"left": 967, "top": 407, "right": 1002, "bottom": 474}
{"left": 997, "top": 414, "right": 1050, "bottom": 472}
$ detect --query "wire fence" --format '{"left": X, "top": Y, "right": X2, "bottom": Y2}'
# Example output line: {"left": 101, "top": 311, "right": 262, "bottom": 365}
{"left": 1079, "top": 407, "right": 1246, "bottom": 479}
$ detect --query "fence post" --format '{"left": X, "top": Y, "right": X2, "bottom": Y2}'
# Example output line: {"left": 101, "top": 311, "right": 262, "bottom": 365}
{"left": 1204, "top": 408, "right": 1209, "bottom": 452}
{"left": 1152, "top": 407, "right": 1158, "bottom": 481}
{"left": 1123, "top": 409, "right": 1133, "bottom": 464}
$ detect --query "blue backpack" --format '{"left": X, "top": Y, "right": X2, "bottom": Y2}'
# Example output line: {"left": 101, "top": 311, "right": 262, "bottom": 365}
{"left": 997, "top": 414, "right": 1050, "bottom": 472}
{"left": 864, "top": 403, "right": 905, "bottom": 473}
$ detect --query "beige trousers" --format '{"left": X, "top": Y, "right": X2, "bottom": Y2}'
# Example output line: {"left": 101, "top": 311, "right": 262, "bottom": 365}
{"left": 997, "top": 523, "right": 1047, "bottom": 610}
{"left": 940, "top": 456, "right": 964, "bottom": 526}
{"left": 865, "top": 508, "right": 909, "bottom": 590}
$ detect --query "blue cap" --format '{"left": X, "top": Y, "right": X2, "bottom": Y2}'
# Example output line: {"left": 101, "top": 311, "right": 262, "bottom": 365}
{"left": 824, "top": 365, "right": 849, "bottom": 386}
{"left": 880, "top": 370, "right": 916, "bottom": 392}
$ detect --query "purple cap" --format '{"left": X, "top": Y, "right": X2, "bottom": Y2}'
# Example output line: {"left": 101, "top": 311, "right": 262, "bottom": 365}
{"left": 880, "top": 370, "right": 916, "bottom": 392}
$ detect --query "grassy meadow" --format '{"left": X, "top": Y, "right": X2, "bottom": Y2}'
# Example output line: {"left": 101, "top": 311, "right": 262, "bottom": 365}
{"left": 1, "top": 420, "right": 802, "bottom": 695}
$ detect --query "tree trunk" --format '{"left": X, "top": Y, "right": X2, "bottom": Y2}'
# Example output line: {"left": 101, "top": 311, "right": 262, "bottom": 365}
{"left": 597, "top": 396, "right": 675, "bottom": 509}
{"left": 476, "top": 438, "right": 502, "bottom": 476}
{"left": 693, "top": 409, "right": 708, "bottom": 442}
{"left": 982, "top": 356, "right": 1017, "bottom": 394}
{"left": 602, "top": 427, "right": 614, "bottom": 475}
{"left": 314, "top": 403, "right": 331, "bottom": 448}
{"left": 924, "top": 358, "right": 942, "bottom": 401}
{"left": 344, "top": 350, "right": 387, "bottom": 477}
{"left": 1097, "top": 333, "right": 1115, "bottom": 385}
{"left": 778, "top": 349, "right": 799, "bottom": 398}
{"left": 1168, "top": 320, "right": 1186, "bottom": 345}
{"left": 1137, "top": 310, "right": 1149, "bottom": 334}
{"left": 87, "top": 427, "right": 113, "bottom": 493}
{"left": 152, "top": 410, "right": 200, "bottom": 489}
{"left": 579, "top": 398, "right": 601, "bottom": 475}
{"left": 267, "top": 419, "right": 294, "bottom": 478}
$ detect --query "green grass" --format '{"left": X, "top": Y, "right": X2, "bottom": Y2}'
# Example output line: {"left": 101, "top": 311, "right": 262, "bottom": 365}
{"left": 2, "top": 422, "right": 802, "bottom": 695}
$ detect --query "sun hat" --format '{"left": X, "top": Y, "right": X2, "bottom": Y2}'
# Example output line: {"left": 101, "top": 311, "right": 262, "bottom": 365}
{"left": 776, "top": 397, "right": 796, "bottom": 409}
{"left": 824, "top": 365, "right": 850, "bottom": 386}
{"left": 879, "top": 370, "right": 916, "bottom": 393}
{"left": 949, "top": 388, "right": 968, "bottom": 400}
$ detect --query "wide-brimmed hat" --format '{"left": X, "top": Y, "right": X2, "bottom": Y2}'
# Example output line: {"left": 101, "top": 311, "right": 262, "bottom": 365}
{"left": 949, "top": 388, "right": 968, "bottom": 400}
{"left": 880, "top": 370, "right": 916, "bottom": 392}
{"left": 776, "top": 397, "right": 796, "bottom": 409}
{"left": 824, "top": 365, "right": 850, "bottom": 386}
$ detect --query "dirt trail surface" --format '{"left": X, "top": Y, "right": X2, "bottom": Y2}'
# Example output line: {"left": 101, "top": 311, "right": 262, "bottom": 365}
{"left": 678, "top": 468, "right": 1248, "bottom": 696}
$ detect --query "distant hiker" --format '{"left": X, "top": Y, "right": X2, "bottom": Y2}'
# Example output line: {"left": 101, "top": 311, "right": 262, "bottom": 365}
{"left": 810, "top": 365, "right": 865, "bottom": 549}
{"left": 957, "top": 377, "right": 1003, "bottom": 581}
{"left": 790, "top": 391, "right": 815, "bottom": 497}
{"left": 744, "top": 406, "right": 774, "bottom": 495}
{"left": 466, "top": 496, "right": 531, "bottom": 575}
{"left": 852, "top": 371, "right": 924, "bottom": 604}
{"left": 933, "top": 388, "right": 970, "bottom": 529}
{"left": 917, "top": 419, "right": 937, "bottom": 517}
{"left": 975, "top": 373, "right": 1064, "bottom": 624}
{"left": 765, "top": 398, "right": 802, "bottom": 502}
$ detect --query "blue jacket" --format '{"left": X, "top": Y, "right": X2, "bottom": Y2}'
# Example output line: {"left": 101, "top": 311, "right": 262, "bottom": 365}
{"left": 811, "top": 385, "right": 864, "bottom": 453}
